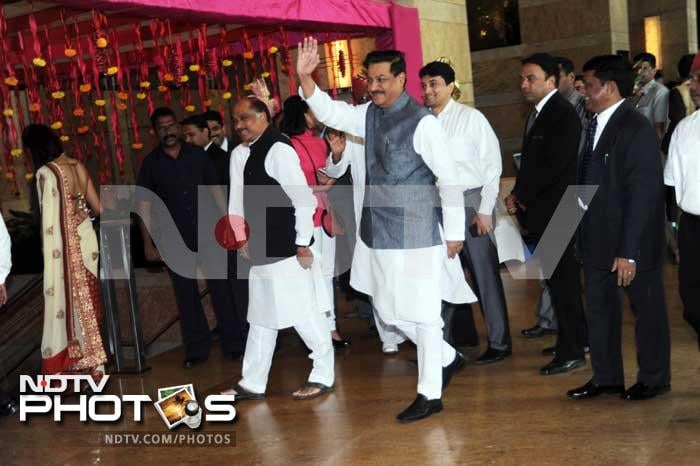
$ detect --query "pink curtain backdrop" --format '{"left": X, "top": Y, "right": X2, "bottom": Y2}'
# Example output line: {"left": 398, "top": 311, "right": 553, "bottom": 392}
{"left": 50, "top": 0, "right": 425, "bottom": 98}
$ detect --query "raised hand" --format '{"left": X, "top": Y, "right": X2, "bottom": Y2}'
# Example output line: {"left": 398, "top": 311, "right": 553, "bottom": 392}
{"left": 325, "top": 131, "right": 346, "bottom": 158}
{"left": 297, "top": 37, "right": 320, "bottom": 78}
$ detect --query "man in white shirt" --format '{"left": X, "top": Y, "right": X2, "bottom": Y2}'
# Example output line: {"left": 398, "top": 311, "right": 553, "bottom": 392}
{"left": 221, "top": 97, "right": 334, "bottom": 402}
{"left": 0, "top": 213, "right": 11, "bottom": 306}
{"left": 631, "top": 52, "right": 670, "bottom": 142}
{"left": 664, "top": 50, "right": 700, "bottom": 348}
{"left": 298, "top": 38, "right": 475, "bottom": 423}
{"left": 419, "top": 60, "right": 512, "bottom": 364}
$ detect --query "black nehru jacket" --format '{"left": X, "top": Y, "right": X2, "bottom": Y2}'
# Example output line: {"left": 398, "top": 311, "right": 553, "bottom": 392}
{"left": 243, "top": 125, "right": 312, "bottom": 265}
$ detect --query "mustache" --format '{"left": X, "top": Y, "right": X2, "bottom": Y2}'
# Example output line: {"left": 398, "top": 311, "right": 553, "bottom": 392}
{"left": 370, "top": 91, "right": 385, "bottom": 95}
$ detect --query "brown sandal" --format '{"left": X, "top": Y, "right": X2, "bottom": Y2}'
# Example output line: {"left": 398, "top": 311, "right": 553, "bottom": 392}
{"left": 292, "top": 382, "right": 334, "bottom": 400}
{"left": 221, "top": 384, "right": 265, "bottom": 401}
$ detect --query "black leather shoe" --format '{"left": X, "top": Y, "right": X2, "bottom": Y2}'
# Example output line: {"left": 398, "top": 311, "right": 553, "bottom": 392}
{"left": 332, "top": 338, "right": 351, "bottom": 350}
{"left": 543, "top": 346, "right": 589, "bottom": 357}
{"left": 539, "top": 358, "right": 585, "bottom": 375}
{"left": 442, "top": 351, "right": 467, "bottom": 389}
{"left": 475, "top": 347, "right": 511, "bottom": 365}
{"left": 567, "top": 380, "right": 624, "bottom": 399}
{"left": 183, "top": 357, "right": 208, "bottom": 368}
{"left": 622, "top": 382, "right": 670, "bottom": 400}
{"left": 521, "top": 325, "right": 557, "bottom": 338}
{"left": 396, "top": 394, "right": 443, "bottom": 423}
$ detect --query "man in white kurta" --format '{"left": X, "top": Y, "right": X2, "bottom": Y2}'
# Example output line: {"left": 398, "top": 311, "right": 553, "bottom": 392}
{"left": 224, "top": 97, "right": 334, "bottom": 401}
{"left": 420, "top": 61, "right": 515, "bottom": 364}
{"left": 298, "top": 38, "right": 475, "bottom": 423}
{"left": 664, "top": 51, "right": 700, "bottom": 345}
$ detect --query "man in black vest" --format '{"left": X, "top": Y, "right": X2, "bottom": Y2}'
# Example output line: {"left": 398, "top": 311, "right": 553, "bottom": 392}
{"left": 506, "top": 53, "right": 587, "bottom": 375}
{"left": 221, "top": 97, "right": 334, "bottom": 402}
{"left": 568, "top": 55, "right": 670, "bottom": 401}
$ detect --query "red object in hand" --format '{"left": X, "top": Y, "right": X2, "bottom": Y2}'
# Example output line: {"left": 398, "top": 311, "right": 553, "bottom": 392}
{"left": 215, "top": 215, "right": 249, "bottom": 251}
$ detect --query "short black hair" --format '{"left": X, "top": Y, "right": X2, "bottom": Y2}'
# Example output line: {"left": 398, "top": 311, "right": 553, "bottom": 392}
{"left": 418, "top": 61, "right": 456, "bottom": 85}
{"left": 582, "top": 54, "right": 634, "bottom": 98}
{"left": 246, "top": 97, "right": 271, "bottom": 122}
{"left": 22, "top": 123, "right": 64, "bottom": 170}
{"left": 280, "top": 95, "right": 309, "bottom": 137}
{"left": 555, "top": 56, "right": 575, "bottom": 75}
{"left": 678, "top": 54, "right": 695, "bottom": 79}
{"left": 522, "top": 53, "right": 560, "bottom": 86}
{"left": 575, "top": 74, "right": 584, "bottom": 82}
{"left": 180, "top": 114, "right": 209, "bottom": 130}
{"left": 150, "top": 107, "right": 177, "bottom": 128}
{"left": 363, "top": 50, "right": 406, "bottom": 77}
{"left": 633, "top": 52, "right": 657, "bottom": 69}
{"left": 202, "top": 109, "right": 223, "bottom": 125}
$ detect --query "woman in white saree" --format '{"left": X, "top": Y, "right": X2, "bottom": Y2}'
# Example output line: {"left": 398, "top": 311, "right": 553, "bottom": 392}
{"left": 23, "top": 124, "right": 107, "bottom": 383}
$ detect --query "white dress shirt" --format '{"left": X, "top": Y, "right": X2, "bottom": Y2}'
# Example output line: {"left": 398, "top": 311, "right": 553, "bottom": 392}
{"left": 228, "top": 136, "right": 317, "bottom": 246}
{"left": 220, "top": 137, "right": 229, "bottom": 154}
{"left": 665, "top": 109, "right": 700, "bottom": 215}
{"left": 592, "top": 98, "right": 626, "bottom": 149}
{"left": 0, "top": 213, "right": 11, "bottom": 284}
{"left": 204, "top": 141, "right": 214, "bottom": 151}
{"left": 435, "top": 98, "right": 502, "bottom": 214}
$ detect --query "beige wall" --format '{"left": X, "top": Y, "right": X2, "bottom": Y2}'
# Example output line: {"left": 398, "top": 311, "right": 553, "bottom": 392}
{"left": 627, "top": 0, "right": 698, "bottom": 80}
{"left": 396, "top": 0, "right": 475, "bottom": 105}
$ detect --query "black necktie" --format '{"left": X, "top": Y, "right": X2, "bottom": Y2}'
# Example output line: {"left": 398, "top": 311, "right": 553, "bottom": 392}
{"left": 525, "top": 110, "right": 537, "bottom": 135}
{"left": 578, "top": 114, "right": 598, "bottom": 185}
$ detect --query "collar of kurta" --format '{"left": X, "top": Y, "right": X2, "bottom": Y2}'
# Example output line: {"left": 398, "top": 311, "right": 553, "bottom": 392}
{"left": 439, "top": 97, "right": 457, "bottom": 117}
{"left": 378, "top": 92, "right": 410, "bottom": 115}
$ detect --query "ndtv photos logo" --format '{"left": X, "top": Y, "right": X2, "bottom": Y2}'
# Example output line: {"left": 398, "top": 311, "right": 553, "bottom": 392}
{"left": 19, "top": 375, "right": 236, "bottom": 429}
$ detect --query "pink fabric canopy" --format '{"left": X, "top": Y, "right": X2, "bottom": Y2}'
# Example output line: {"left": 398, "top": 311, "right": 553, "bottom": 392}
{"left": 6, "top": 0, "right": 424, "bottom": 97}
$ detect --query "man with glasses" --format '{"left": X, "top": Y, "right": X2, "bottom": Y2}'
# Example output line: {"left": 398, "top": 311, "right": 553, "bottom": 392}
{"left": 419, "top": 60, "right": 512, "bottom": 365}
{"left": 298, "top": 38, "right": 475, "bottom": 423}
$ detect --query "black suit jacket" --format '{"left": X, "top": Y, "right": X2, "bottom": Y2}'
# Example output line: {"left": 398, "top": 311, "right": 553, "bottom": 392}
{"left": 514, "top": 92, "right": 582, "bottom": 239}
{"left": 206, "top": 143, "right": 231, "bottom": 187}
{"left": 579, "top": 100, "right": 664, "bottom": 271}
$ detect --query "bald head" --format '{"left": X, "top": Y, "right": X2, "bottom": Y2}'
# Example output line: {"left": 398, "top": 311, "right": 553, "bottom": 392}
{"left": 233, "top": 98, "right": 270, "bottom": 143}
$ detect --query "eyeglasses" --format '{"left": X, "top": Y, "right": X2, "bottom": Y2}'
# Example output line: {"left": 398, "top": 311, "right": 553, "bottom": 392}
{"left": 366, "top": 75, "right": 395, "bottom": 86}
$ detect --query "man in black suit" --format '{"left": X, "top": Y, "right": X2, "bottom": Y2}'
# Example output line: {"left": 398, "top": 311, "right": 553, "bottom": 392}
{"left": 567, "top": 55, "right": 670, "bottom": 401}
{"left": 506, "top": 53, "right": 587, "bottom": 375}
{"left": 180, "top": 114, "right": 248, "bottom": 343}
{"left": 181, "top": 114, "right": 230, "bottom": 186}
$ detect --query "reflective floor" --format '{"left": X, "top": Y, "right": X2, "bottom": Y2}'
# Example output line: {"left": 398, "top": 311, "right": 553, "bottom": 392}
{"left": 3, "top": 265, "right": 700, "bottom": 466}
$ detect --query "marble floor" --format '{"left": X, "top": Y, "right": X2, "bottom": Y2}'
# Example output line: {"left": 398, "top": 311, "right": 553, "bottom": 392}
{"left": 2, "top": 265, "right": 699, "bottom": 466}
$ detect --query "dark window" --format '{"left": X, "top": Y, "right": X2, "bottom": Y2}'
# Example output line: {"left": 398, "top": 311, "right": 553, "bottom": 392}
{"left": 468, "top": 0, "right": 522, "bottom": 51}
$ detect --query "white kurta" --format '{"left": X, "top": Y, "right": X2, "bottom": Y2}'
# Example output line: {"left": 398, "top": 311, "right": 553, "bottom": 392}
{"left": 229, "top": 138, "right": 330, "bottom": 329}
{"left": 307, "top": 86, "right": 476, "bottom": 324}
{"left": 436, "top": 98, "right": 525, "bottom": 264}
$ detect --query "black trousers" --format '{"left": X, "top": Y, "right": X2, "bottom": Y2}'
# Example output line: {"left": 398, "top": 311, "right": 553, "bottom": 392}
{"left": 168, "top": 268, "right": 246, "bottom": 360}
{"left": 545, "top": 241, "right": 586, "bottom": 361}
{"left": 583, "top": 264, "right": 670, "bottom": 386}
{"left": 679, "top": 212, "right": 700, "bottom": 341}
